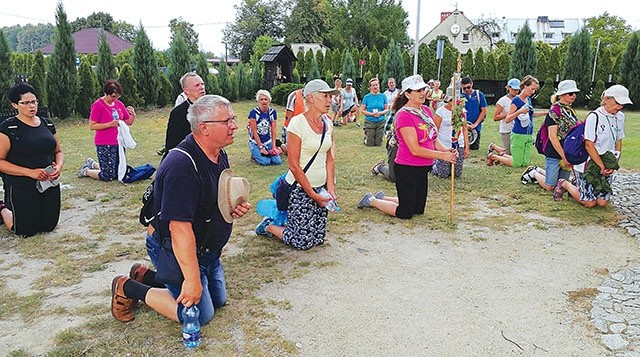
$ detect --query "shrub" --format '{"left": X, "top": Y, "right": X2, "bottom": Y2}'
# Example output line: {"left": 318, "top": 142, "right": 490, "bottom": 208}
{"left": 271, "top": 83, "right": 304, "bottom": 106}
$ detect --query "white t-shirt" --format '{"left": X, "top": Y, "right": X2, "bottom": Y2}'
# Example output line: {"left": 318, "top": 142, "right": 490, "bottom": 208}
{"left": 496, "top": 95, "right": 515, "bottom": 134}
{"left": 574, "top": 106, "right": 625, "bottom": 173}
{"left": 435, "top": 106, "right": 466, "bottom": 148}
{"left": 384, "top": 88, "right": 399, "bottom": 106}
{"left": 285, "top": 114, "right": 333, "bottom": 187}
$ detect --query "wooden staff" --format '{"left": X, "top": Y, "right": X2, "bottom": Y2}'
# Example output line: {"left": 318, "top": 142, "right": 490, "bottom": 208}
{"left": 450, "top": 55, "right": 462, "bottom": 223}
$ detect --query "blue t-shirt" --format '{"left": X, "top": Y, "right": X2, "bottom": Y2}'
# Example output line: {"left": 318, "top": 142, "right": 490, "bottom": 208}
{"left": 510, "top": 96, "right": 534, "bottom": 135}
{"left": 154, "top": 134, "right": 232, "bottom": 258}
{"left": 462, "top": 90, "right": 487, "bottom": 131}
{"left": 248, "top": 107, "right": 277, "bottom": 145}
{"left": 361, "top": 93, "right": 388, "bottom": 123}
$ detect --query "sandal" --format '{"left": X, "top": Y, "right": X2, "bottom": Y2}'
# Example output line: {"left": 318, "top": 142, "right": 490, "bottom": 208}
{"left": 553, "top": 179, "right": 567, "bottom": 201}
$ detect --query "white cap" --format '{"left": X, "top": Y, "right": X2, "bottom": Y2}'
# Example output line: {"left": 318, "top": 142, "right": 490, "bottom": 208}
{"left": 400, "top": 75, "right": 428, "bottom": 93}
{"left": 303, "top": 79, "right": 339, "bottom": 97}
{"left": 603, "top": 84, "right": 632, "bottom": 105}
{"left": 555, "top": 80, "right": 580, "bottom": 96}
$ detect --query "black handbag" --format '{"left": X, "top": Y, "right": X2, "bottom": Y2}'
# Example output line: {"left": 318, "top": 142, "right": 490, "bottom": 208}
{"left": 275, "top": 120, "right": 326, "bottom": 211}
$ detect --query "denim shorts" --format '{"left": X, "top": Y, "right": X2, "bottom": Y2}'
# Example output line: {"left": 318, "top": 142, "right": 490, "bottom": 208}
{"left": 544, "top": 157, "right": 571, "bottom": 186}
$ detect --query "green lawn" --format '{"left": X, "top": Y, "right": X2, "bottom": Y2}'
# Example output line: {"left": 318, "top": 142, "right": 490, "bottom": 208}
{"left": 2, "top": 101, "right": 638, "bottom": 355}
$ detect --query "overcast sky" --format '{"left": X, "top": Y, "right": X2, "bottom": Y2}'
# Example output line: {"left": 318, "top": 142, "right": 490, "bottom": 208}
{"left": 1, "top": 0, "right": 638, "bottom": 56}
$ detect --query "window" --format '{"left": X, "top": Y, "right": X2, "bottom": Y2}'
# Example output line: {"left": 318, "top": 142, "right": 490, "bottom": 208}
{"left": 492, "top": 32, "right": 500, "bottom": 38}
{"left": 549, "top": 20, "right": 565, "bottom": 28}
{"left": 544, "top": 33, "right": 554, "bottom": 39}
{"left": 462, "top": 33, "right": 469, "bottom": 43}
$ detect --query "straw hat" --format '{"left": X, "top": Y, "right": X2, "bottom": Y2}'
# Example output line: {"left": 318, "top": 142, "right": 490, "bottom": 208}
{"left": 217, "top": 169, "right": 250, "bottom": 224}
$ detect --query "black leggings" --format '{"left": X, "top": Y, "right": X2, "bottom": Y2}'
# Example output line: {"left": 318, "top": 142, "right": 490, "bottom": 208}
{"left": 394, "top": 163, "right": 431, "bottom": 219}
{"left": 6, "top": 182, "right": 60, "bottom": 237}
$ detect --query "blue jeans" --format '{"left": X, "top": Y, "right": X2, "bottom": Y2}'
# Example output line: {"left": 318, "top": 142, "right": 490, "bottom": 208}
{"left": 248, "top": 141, "right": 282, "bottom": 166}
{"left": 146, "top": 231, "right": 227, "bottom": 325}
{"left": 544, "top": 157, "right": 571, "bottom": 186}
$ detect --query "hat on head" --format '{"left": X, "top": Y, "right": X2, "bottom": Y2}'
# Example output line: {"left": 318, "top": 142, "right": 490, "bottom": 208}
{"left": 603, "top": 84, "right": 632, "bottom": 105}
{"left": 443, "top": 86, "right": 454, "bottom": 102}
{"left": 400, "top": 75, "right": 428, "bottom": 93}
{"left": 506, "top": 78, "right": 521, "bottom": 90}
{"left": 217, "top": 169, "right": 250, "bottom": 224}
{"left": 555, "top": 80, "right": 580, "bottom": 96}
{"left": 303, "top": 79, "right": 339, "bottom": 96}
{"left": 345, "top": 78, "right": 353, "bottom": 85}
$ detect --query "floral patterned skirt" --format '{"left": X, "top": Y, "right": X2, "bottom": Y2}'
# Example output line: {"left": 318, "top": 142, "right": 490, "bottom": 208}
{"left": 282, "top": 185, "right": 327, "bottom": 250}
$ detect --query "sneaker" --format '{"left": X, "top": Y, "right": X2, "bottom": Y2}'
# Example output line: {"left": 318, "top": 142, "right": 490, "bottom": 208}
{"left": 371, "top": 159, "right": 384, "bottom": 176}
{"left": 129, "top": 263, "right": 149, "bottom": 284}
{"left": 77, "top": 164, "right": 89, "bottom": 177}
{"left": 255, "top": 217, "right": 273, "bottom": 237}
{"left": 111, "top": 275, "right": 135, "bottom": 323}
{"left": 374, "top": 191, "right": 384, "bottom": 200}
{"left": 486, "top": 142, "right": 495, "bottom": 155}
{"left": 553, "top": 179, "right": 567, "bottom": 201}
{"left": 86, "top": 157, "right": 97, "bottom": 169}
{"left": 357, "top": 192, "right": 374, "bottom": 208}
{"left": 520, "top": 166, "right": 536, "bottom": 185}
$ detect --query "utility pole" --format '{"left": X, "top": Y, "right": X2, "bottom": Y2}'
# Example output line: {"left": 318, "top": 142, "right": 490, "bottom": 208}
{"left": 413, "top": 0, "right": 421, "bottom": 75}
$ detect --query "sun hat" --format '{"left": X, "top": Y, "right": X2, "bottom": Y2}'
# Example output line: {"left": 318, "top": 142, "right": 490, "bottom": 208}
{"left": 555, "top": 80, "right": 580, "bottom": 96}
{"left": 218, "top": 169, "right": 250, "bottom": 224}
{"left": 603, "top": 84, "right": 633, "bottom": 105}
{"left": 303, "top": 79, "right": 339, "bottom": 97}
{"left": 506, "top": 78, "right": 521, "bottom": 90}
{"left": 400, "top": 74, "right": 428, "bottom": 93}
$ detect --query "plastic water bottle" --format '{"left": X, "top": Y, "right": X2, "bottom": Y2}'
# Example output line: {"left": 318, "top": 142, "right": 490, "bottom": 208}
{"left": 182, "top": 306, "right": 201, "bottom": 348}
{"left": 318, "top": 188, "right": 340, "bottom": 212}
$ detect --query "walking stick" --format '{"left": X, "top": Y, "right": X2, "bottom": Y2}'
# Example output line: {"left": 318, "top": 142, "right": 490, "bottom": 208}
{"left": 450, "top": 55, "right": 463, "bottom": 223}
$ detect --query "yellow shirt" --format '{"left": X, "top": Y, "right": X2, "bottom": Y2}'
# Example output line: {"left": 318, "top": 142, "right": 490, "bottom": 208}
{"left": 285, "top": 114, "right": 333, "bottom": 187}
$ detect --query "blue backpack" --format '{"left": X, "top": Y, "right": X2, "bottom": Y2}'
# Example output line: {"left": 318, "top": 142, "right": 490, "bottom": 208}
{"left": 122, "top": 164, "right": 156, "bottom": 183}
{"left": 562, "top": 111, "right": 599, "bottom": 165}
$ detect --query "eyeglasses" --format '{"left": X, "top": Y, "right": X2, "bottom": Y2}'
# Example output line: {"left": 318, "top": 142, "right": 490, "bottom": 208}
{"left": 462, "top": 85, "right": 472, "bottom": 90}
{"left": 18, "top": 99, "right": 38, "bottom": 106}
{"left": 202, "top": 116, "right": 237, "bottom": 127}
{"left": 566, "top": 92, "right": 577, "bottom": 96}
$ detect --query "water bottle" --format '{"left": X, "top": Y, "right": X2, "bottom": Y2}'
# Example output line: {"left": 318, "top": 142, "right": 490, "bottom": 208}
{"left": 111, "top": 107, "right": 119, "bottom": 121}
{"left": 318, "top": 188, "right": 340, "bottom": 212}
{"left": 182, "top": 306, "right": 201, "bottom": 348}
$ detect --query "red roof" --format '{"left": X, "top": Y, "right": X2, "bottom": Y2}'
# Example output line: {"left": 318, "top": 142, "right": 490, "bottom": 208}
{"left": 39, "top": 28, "right": 132, "bottom": 55}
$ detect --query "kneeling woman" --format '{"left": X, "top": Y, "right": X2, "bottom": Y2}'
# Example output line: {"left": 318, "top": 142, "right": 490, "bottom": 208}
{"left": 248, "top": 90, "right": 282, "bottom": 165}
{"left": 357, "top": 75, "right": 457, "bottom": 219}
{"left": 0, "top": 83, "right": 64, "bottom": 236}
{"left": 255, "top": 80, "right": 337, "bottom": 250}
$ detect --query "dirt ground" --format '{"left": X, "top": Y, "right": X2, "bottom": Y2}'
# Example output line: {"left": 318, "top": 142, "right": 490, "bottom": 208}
{"left": 1, "top": 201, "right": 639, "bottom": 356}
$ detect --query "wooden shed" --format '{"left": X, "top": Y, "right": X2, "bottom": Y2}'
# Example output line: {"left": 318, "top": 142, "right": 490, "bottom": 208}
{"left": 260, "top": 45, "right": 297, "bottom": 89}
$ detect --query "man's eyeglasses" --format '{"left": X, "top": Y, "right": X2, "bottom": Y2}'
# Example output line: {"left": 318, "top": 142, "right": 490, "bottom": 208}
{"left": 18, "top": 100, "right": 38, "bottom": 106}
{"left": 462, "top": 85, "right": 473, "bottom": 90}
{"left": 202, "top": 116, "right": 237, "bottom": 126}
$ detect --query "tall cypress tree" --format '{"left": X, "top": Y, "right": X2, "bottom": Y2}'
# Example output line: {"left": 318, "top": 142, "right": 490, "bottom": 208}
{"left": 509, "top": 22, "right": 537, "bottom": 79}
{"left": 341, "top": 50, "right": 357, "bottom": 83}
{"left": 383, "top": 40, "right": 404, "bottom": 87}
{"left": 462, "top": 49, "right": 475, "bottom": 78}
{"left": 167, "top": 32, "right": 191, "bottom": 99}
{"left": 307, "top": 57, "right": 321, "bottom": 81}
{"left": 485, "top": 51, "right": 497, "bottom": 80}
{"left": 250, "top": 57, "right": 263, "bottom": 94}
{"left": 474, "top": 48, "right": 486, "bottom": 80}
{"left": 562, "top": 29, "right": 592, "bottom": 106}
{"left": 132, "top": 24, "right": 159, "bottom": 107}
{"left": 156, "top": 71, "right": 173, "bottom": 107}
{"left": 76, "top": 56, "right": 96, "bottom": 118}
{"left": 195, "top": 52, "right": 213, "bottom": 95}
{"left": 46, "top": 3, "right": 77, "bottom": 119}
{"left": 118, "top": 63, "right": 139, "bottom": 107}
{"left": 217, "top": 62, "right": 232, "bottom": 97}
{"left": 96, "top": 30, "right": 117, "bottom": 89}
{"left": 0, "top": 30, "right": 14, "bottom": 110}
{"left": 619, "top": 32, "right": 639, "bottom": 89}
{"left": 30, "top": 50, "right": 47, "bottom": 107}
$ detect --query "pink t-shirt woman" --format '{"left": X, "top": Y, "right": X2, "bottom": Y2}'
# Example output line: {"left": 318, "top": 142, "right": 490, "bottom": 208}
{"left": 394, "top": 105, "right": 438, "bottom": 166}
{"left": 90, "top": 98, "right": 131, "bottom": 146}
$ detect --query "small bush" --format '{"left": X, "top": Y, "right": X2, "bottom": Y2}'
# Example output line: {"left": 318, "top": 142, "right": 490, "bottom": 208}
{"left": 271, "top": 83, "right": 304, "bottom": 106}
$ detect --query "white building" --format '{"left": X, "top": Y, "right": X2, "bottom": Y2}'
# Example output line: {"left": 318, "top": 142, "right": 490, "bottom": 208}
{"left": 290, "top": 43, "right": 330, "bottom": 56}
{"left": 485, "top": 16, "right": 582, "bottom": 47}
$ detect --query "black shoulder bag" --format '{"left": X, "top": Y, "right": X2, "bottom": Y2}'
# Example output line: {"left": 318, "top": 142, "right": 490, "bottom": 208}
{"left": 275, "top": 119, "right": 327, "bottom": 211}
